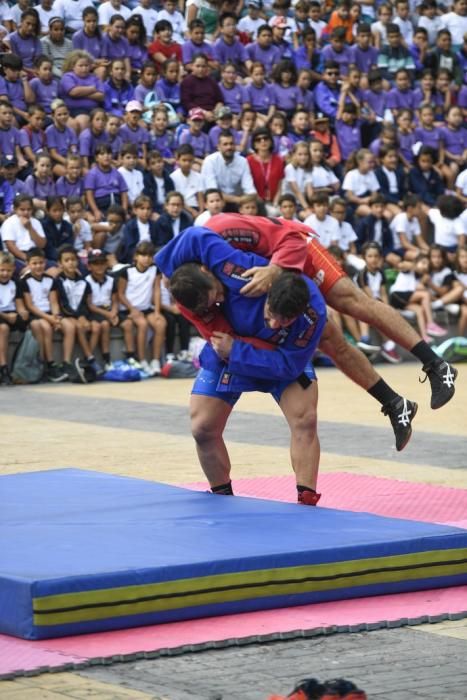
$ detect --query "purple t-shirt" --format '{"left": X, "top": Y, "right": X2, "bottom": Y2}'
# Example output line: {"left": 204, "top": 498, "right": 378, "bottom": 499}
{"left": 177, "top": 128, "right": 210, "bottom": 158}
{"left": 119, "top": 124, "right": 150, "bottom": 157}
{"left": 59, "top": 73, "right": 105, "bottom": 111}
{"left": 458, "top": 85, "right": 467, "bottom": 108}
{"left": 414, "top": 126, "right": 442, "bottom": 151}
{"left": 19, "top": 127, "right": 46, "bottom": 154}
{"left": 84, "top": 165, "right": 128, "bottom": 198}
{"left": 108, "top": 133, "right": 124, "bottom": 158}
{"left": 300, "top": 88, "right": 314, "bottom": 113}
{"left": 56, "top": 176, "right": 84, "bottom": 198}
{"left": 363, "top": 89, "right": 387, "bottom": 118}
{"left": 208, "top": 125, "right": 240, "bottom": 151}
{"left": 23, "top": 175, "right": 56, "bottom": 199}
{"left": 127, "top": 43, "right": 148, "bottom": 71}
{"left": 8, "top": 31, "right": 42, "bottom": 69}
{"left": 219, "top": 83, "right": 245, "bottom": 114}
{"left": 149, "top": 131, "right": 175, "bottom": 158}
{"left": 134, "top": 83, "right": 154, "bottom": 105}
{"left": 336, "top": 119, "right": 363, "bottom": 161}
{"left": 321, "top": 45, "right": 353, "bottom": 76}
{"left": 0, "top": 77, "right": 26, "bottom": 111}
{"left": 79, "top": 128, "right": 110, "bottom": 158}
{"left": 45, "top": 124, "right": 79, "bottom": 157}
{"left": 29, "top": 77, "right": 59, "bottom": 114}
{"left": 412, "top": 88, "right": 444, "bottom": 112}
{"left": 101, "top": 34, "right": 130, "bottom": 61}
{"left": 213, "top": 37, "right": 248, "bottom": 67}
{"left": 349, "top": 45, "right": 379, "bottom": 74}
{"left": 246, "top": 43, "right": 282, "bottom": 76}
{"left": 155, "top": 78, "right": 181, "bottom": 111}
{"left": 440, "top": 125, "right": 467, "bottom": 155}
{"left": 0, "top": 126, "right": 21, "bottom": 156}
{"left": 72, "top": 29, "right": 102, "bottom": 58}
{"left": 386, "top": 88, "right": 417, "bottom": 111}
{"left": 271, "top": 84, "right": 302, "bottom": 113}
{"left": 181, "top": 39, "right": 214, "bottom": 64}
{"left": 244, "top": 83, "right": 276, "bottom": 113}
{"left": 398, "top": 131, "right": 416, "bottom": 164}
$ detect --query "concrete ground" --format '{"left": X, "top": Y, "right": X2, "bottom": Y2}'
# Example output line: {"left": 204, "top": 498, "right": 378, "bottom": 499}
{"left": 1, "top": 362, "right": 466, "bottom": 699}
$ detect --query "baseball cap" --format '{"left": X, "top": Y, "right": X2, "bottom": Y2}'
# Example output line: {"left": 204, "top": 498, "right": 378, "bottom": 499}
{"left": 0, "top": 155, "right": 18, "bottom": 167}
{"left": 248, "top": 0, "right": 262, "bottom": 7}
{"left": 215, "top": 105, "right": 233, "bottom": 119}
{"left": 88, "top": 249, "right": 108, "bottom": 263}
{"left": 270, "top": 16, "right": 289, "bottom": 28}
{"left": 125, "top": 100, "right": 143, "bottom": 112}
{"left": 314, "top": 112, "right": 329, "bottom": 122}
{"left": 188, "top": 107, "right": 205, "bottom": 120}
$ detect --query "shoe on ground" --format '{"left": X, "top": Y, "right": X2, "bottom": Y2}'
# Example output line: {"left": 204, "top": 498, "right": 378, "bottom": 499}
{"left": 381, "top": 397, "right": 418, "bottom": 451}
{"left": 127, "top": 357, "right": 143, "bottom": 370}
{"left": 426, "top": 321, "right": 448, "bottom": 337}
{"left": 357, "top": 336, "right": 381, "bottom": 353}
{"left": 431, "top": 299, "right": 444, "bottom": 311}
{"left": 381, "top": 347, "right": 402, "bottom": 364}
{"left": 89, "top": 358, "right": 104, "bottom": 376}
{"left": 165, "top": 353, "right": 175, "bottom": 363}
{"left": 104, "top": 361, "right": 114, "bottom": 372}
{"left": 297, "top": 490, "right": 321, "bottom": 506}
{"left": 47, "top": 362, "right": 69, "bottom": 383}
{"left": 149, "top": 358, "right": 161, "bottom": 375}
{"left": 177, "top": 349, "right": 190, "bottom": 361}
{"left": 446, "top": 303, "right": 460, "bottom": 316}
{"left": 140, "top": 359, "right": 154, "bottom": 376}
{"left": 421, "top": 358, "right": 458, "bottom": 410}
{"left": 0, "top": 366, "right": 13, "bottom": 385}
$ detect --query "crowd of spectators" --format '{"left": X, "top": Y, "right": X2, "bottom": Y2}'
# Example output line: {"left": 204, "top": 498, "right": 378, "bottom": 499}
{"left": 0, "top": 0, "right": 466, "bottom": 384}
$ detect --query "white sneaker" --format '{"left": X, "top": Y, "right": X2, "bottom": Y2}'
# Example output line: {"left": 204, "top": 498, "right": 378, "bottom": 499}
{"left": 150, "top": 359, "right": 161, "bottom": 375}
{"left": 128, "top": 358, "right": 143, "bottom": 370}
{"left": 165, "top": 353, "right": 175, "bottom": 363}
{"left": 177, "top": 349, "right": 190, "bottom": 361}
{"left": 104, "top": 362, "right": 114, "bottom": 372}
{"left": 431, "top": 299, "right": 444, "bottom": 311}
{"left": 446, "top": 303, "right": 460, "bottom": 316}
{"left": 140, "top": 359, "right": 153, "bottom": 376}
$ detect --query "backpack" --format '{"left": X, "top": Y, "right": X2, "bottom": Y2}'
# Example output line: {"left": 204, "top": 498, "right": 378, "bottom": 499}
{"left": 11, "top": 330, "right": 43, "bottom": 384}
{"left": 435, "top": 337, "right": 467, "bottom": 363}
{"left": 67, "top": 358, "right": 97, "bottom": 384}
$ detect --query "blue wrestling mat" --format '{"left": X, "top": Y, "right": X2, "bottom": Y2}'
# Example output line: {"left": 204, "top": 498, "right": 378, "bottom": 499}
{"left": 1, "top": 469, "right": 467, "bottom": 640}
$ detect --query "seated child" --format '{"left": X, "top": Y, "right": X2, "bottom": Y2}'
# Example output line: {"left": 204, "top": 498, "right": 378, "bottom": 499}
{"left": 85, "top": 248, "right": 118, "bottom": 370}
{"left": 121, "top": 194, "right": 158, "bottom": 264}
{"left": 194, "top": 188, "right": 224, "bottom": 226}
{"left": 0, "top": 250, "right": 29, "bottom": 384}
{"left": 154, "top": 191, "right": 193, "bottom": 247}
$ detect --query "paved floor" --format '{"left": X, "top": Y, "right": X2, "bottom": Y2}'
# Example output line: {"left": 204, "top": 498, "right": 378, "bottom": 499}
{"left": 1, "top": 363, "right": 467, "bottom": 699}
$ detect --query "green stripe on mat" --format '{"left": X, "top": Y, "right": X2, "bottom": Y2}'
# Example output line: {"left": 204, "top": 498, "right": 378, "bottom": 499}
{"left": 33, "top": 548, "right": 467, "bottom": 626}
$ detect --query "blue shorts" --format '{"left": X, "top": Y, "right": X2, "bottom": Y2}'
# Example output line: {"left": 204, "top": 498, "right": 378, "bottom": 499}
{"left": 191, "top": 365, "right": 316, "bottom": 407}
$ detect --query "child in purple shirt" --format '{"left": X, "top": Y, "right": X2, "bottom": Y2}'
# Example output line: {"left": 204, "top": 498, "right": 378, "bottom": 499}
{"left": 71, "top": 7, "right": 103, "bottom": 62}
{"left": 148, "top": 107, "right": 176, "bottom": 166}
{"left": 207, "top": 106, "right": 240, "bottom": 151}
{"left": 395, "top": 109, "right": 416, "bottom": 169}
{"left": 19, "top": 105, "right": 47, "bottom": 165}
{"left": 414, "top": 104, "right": 443, "bottom": 168}
{"left": 45, "top": 98, "right": 79, "bottom": 177}
{"left": 24, "top": 154, "right": 56, "bottom": 211}
{"left": 243, "top": 63, "right": 276, "bottom": 124}
{"left": 246, "top": 25, "right": 282, "bottom": 78}
{"left": 0, "top": 101, "right": 27, "bottom": 169}
{"left": 386, "top": 69, "right": 417, "bottom": 117}
{"left": 106, "top": 115, "right": 124, "bottom": 162}
{"left": 126, "top": 15, "right": 149, "bottom": 77}
{"left": 321, "top": 28, "right": 353, "bottom": 76}
{"left": 297, "top": 69, "right": 315, "bottom": 114}
{"left": 336, "top": 102, "right": 363, "bottom": 162}
{"left": 56, "top": 154, "right": 84, "bottom": 201}
{"left": 349, "top": 24, "right": 379, "bottom": 82}
{"left": 133, "top": 61, "right": 157, "bottom": 106}
{"left": 213, "top": 12, "right": 250, "bottom": 76}
{"left": 79, "top": 108, "right": 110, "bottom": 171}
{"left": 0, "top": 54, "right": 33, "bottom": 125}
{"left": 59, "top": 51, "right": 106, "bottom": 131}
{"left": 176, "top": 108, "right": 210, "bottom": 167}
{"left": 84, "top": 144, "right": 128, "bottom": 221}
{"left": 104, "top": 58, "right": 135, "bottom": 118}
{"left": 101, "top": 15, "right": 131, "bottom": 81}
{"left": 219, "top": 62, "right": 245, "bottom": 118}
{"left": 29, "top": 56, "right": 59, "bottom": 116}
{"left": 119, "top": 100, "right": 149, "bottom": 167}
{"left": 154, "top": 58, "right": 182, "bottom": 117}
{"left": 7, "top": 9, "right": 42, "bottom": 71}
{"left": 182, "top": 19, "right": 217, "bottom": 71}
{"left": 271, "top": 59, "right": 303, "bottom": 118}
{"left": 440, "top": 105, "right": 467, "bottom": 190}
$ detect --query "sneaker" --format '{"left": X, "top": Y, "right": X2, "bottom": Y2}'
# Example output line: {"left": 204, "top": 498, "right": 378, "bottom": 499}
{"left": 165, "top": 353, "right": 175, "bottom": 363}
{"left": 177, "top": 349, "right": 190, "bottom": 361}
{"left": 431, "top": 299, "right": 444, "bottom": 311}
{"left": 357, "top": 337, "right": 381, "bottom": 353}
{"left": 140, "top": 359, "right": 154, "bottom": 376}
{"left": 446, "top": 303, "right": 460, "bottom": 316}
{"left": 127, "top": 357, "right": 143, "bottom": 370}
{"left": 297, "top": 489, "right": 321, "bottom": 506}
{"left": 421, "top": 358, "right": 458, "bottom": 410}
{"left": 426, "top": 321, "right": 448, "bottom": 337}
{"left": 88, "top": 358, "right": 104, "bottom": 377}
{"left": 104, "top": 361, "right": 114, "bottom": 372}
{"left": 380, "top": 347, "right": 402, "bottom": 364}
{"left": 47, "top": 362, "right": 69, "bottom": 383}
{"left": 381, "top": 397, "right": 418, "bottom": 451}
{"left": 150, "top": 358, "right": 161, "bottom": 375}
{"left": 0, "top": 366, "right": 12, "bottom": 385}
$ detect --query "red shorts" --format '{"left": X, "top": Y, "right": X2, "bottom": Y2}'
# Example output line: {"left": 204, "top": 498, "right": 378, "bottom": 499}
{"left": 303, "top": 238, "right": 347, "bottom": 296}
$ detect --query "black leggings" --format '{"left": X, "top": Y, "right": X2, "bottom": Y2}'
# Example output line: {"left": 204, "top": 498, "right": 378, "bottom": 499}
{"left": 162, "top": 310, "right": 192, "bottom": 353}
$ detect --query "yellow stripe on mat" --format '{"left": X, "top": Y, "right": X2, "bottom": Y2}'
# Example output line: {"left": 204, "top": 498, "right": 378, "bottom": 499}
{"left": 33, "top": 548, "right": 467, "bottom": 626}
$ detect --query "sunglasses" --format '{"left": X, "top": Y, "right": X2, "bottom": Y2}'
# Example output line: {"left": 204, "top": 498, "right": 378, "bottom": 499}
{"left": 326, "top": 71, "right": 339, "bottom": 76}
{"left": 255, "top": 135, "right": 270, "bottom": 141}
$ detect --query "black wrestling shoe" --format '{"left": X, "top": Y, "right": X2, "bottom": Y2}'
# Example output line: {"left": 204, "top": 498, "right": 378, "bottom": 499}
{"left": 381, "top": 397, "right": 418, "bottom": 452}
{"left": 421, "top": 358, "right": 458, "bottom": 410}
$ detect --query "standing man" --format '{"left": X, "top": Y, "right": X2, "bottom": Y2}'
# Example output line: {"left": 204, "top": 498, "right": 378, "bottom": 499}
{"left": 155, "top": 228, "right": 327, "bottom": 505}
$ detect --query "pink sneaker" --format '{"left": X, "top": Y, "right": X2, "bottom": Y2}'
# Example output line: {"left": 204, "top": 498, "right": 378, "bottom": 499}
{"left": 426, "top": 322, "right": 448, "bottom": 338}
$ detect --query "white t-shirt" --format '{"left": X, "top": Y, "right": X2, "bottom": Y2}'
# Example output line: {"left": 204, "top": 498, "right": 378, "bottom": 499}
{"left": 1, "top": 215, "right": 45, "bottom": 252}
{"left": 393, "top": 16, "right": 413, "bottom": 45}
{"left": 455, "top": 169, "right": 467, "bottom": 196}
{"left": 342, "top": 168, "right": 380, "bottom": 197}
{"left": 428, "top": 209, "right": 464, "bottom": 248}
{"left": 310, "top": 19, "right": 326, "bottom": 41}
{"left": 417, "top": 15, "right": 443, "bottom": 45}
{"left": 303, "top": 213, "right": 339, "bottom": 249}
{"left": 170, "top": 168, "right": 201, "bottom": 208}
{"left": 440, "top": 11, "right": 467, "bottom": 46}
{"left": 194, "top": 209, "right": 212, "bottom": 226}
{"left": 98, "top": 1, "right": 131, "bottom": 25}
{"left": 131, "top": 5, "right": 159, "bottom": 38}
{"left": 309, "top": 165, "right": 339, "bottom": 190}
{"left": 118, "top": 167, "right": 144, "bottom": 205}
{"left": 36, "top": 5, "right": 58, "bottom": 34}
{"left": 335, "top": 219, "right": 358, "bottom": 252}
{"left": 238, "top": 15, "right": 264, "bottom": 38}
{"left": 390, "top": 270, "right": 417, "bottom": 294}
{"left": 283, "top": 163, "right": 313, "bottom": 195}
{"left": 137, "top": 219, "right": 150, "bottom": 242}
{"left": 391, "top": 212, "right": 421, "bottom": 248}
{"left": 157, "top": 8, "right": 186, "bottom": 43}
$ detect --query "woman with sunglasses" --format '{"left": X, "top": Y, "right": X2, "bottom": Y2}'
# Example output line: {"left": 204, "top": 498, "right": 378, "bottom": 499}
{"left": 246, "top": 127, "right": 285, "bottom": 216}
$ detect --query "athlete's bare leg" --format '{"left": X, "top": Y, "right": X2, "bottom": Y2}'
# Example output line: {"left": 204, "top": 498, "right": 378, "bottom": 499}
{"left": 190, "top": 394, "right": 233, "bottom": 488}
{"left": 318, "top": 319, "right": 381, "bottom": 391}
{"left": 279, "top": 380, "right": 319, "bottom": 490}
{"left": 325, "top": 277, "right": 421, "bottom": 350}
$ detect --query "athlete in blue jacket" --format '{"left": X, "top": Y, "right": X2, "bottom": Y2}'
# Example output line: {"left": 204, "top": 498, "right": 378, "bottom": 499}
{"left": 155, "top": 227, "right": 327, "bottom": 505}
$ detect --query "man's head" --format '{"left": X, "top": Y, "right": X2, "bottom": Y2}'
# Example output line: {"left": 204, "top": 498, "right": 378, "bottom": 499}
{"left": 218, "top": 132, "right": 236, "bottom": 161}
{"left": 264, "top": 272, "right": 310, "bottom": 328}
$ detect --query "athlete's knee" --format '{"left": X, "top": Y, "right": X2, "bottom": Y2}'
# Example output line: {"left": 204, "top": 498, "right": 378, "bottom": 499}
{"left": 190, "top": 407, "right": 224, "bottom": 444}
{"left": 290, "top": 401, "right": 318, "bottom": 439}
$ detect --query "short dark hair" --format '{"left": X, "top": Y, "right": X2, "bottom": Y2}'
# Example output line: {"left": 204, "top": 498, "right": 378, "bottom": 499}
{"left": 387, "top": 23, "right": 401, "bottom": 34}
{"left": 135, "top": 241, "right": 155, "bottom": 256}
{"left": 176, "top": 143, "right": 195, "bottom": 158}
{"left": 267, "top": 272, "right": 310, "bottom": 320}
{"left": 26, "top": 246, "right": 45, "bottom": 261}
{"left": 58, "top": 244, "right": 77, "bottom": 260}
{"left": 155, "top": 19, "right": 172, "bottom": 33}
{"left": 169, "top": 263, "right": 216, "bottom": 314}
